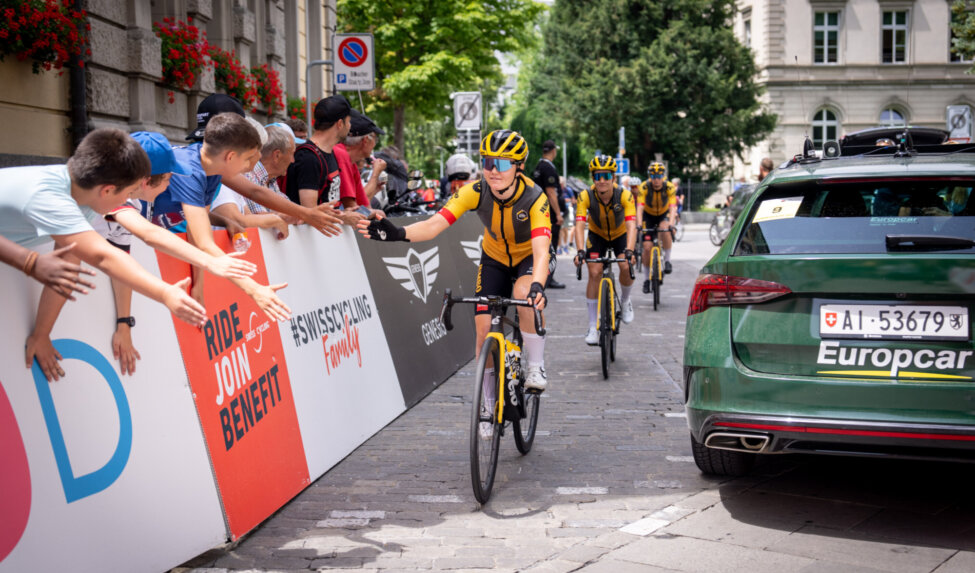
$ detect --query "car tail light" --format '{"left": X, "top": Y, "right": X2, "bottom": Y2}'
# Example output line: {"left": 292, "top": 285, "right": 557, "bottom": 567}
{"left": 687, "top": 274, "right": 792, "bottom": 316}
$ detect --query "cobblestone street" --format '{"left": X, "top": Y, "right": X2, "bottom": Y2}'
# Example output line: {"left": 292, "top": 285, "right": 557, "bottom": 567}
{"left": 179, "top": 227, "right": 975, "bottom": 573}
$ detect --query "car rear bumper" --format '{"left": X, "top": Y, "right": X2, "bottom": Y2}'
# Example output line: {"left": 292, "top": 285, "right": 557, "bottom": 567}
{"left": 690, "top": 412, "right": 975, "bottom": 463}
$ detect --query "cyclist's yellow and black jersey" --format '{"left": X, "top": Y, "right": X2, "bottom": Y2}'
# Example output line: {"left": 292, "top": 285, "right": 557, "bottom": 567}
{"left": 637, "top": 180, "right": 676, "bottom": 217}
{"left": 575, "top": 184, "right": 636, "bottom": 241}
{"left": 438, "top": 173, "right": 551, "bottom": 266}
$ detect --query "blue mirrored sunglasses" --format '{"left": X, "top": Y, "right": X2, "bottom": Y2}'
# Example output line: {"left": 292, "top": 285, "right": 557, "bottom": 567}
{"left": 649, "top": 174, "right": 665, "bottom": 180}
{"left": 481, "top": 156, "right": 516, "bottom": 172}
{"left": 592, "top": 172, "right": 614, "bottom": 182}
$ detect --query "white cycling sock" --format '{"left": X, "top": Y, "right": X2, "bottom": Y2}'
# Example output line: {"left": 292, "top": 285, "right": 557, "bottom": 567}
{"left": 587, "top": 298, "right": 597, "bottom": 328}
{"left": 644, "top": 259, "right": 651, "bottom": 279}
{"left": 664, "top": 248, "right": 672, "bottom": 263}
{"left": 522, "top": 331, "right": 545, "bottom": 368}
{"left": 482, "top": 368, "right": 496, "bottom": 404}
{"left": 621, "top": 284, "right": 632, "bottom": 303}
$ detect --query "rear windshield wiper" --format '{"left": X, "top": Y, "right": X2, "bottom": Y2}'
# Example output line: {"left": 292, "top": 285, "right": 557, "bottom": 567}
{"left": 886, "top": 234, "right": 975, "bottom": 251}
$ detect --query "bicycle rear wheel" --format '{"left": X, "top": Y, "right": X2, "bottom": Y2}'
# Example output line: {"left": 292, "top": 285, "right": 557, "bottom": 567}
{"left": 674, "top": 220, "right": 684, "bottom": 242}
{"left": 512, "top": 390, "right": 540, "bottom": 454}
{"left": 471, "top": 337, "right": 503, "bottom": 504}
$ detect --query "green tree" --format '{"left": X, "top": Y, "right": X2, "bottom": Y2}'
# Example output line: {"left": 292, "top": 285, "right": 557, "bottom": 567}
{"left": 336, "top": 0, "right": 544, "bottom": 153}
{"left": 512, "top": 0, "right": 775, "bottom": 181}
{"left": 951, "top": 1, "right": 975, "bottom": 67}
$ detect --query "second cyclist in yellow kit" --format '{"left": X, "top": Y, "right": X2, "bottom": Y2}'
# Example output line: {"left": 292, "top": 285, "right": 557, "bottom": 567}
{"left": 574, "top": 155, "right": 637, "bottom": 345}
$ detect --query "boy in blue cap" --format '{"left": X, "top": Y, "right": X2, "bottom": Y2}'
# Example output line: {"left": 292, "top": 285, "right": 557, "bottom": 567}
{"left": 26, "top": 131, "right": 260, "bottom": 380}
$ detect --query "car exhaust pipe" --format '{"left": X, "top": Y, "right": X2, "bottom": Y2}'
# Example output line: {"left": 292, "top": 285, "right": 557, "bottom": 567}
{"left": 704, "top": 432, "right": 770, "bottom": 453}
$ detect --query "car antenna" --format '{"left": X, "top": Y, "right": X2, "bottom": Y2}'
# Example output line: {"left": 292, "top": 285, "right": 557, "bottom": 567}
{"left": 796, "top": 56, "right": 815, "bottom": 159}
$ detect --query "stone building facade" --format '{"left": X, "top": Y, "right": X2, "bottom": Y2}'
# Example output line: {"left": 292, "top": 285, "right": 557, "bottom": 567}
{"left": 734, "top": 0, "right": 975, "bottom": 180}
{"left": 0, "top": 0, "right": 337, "bottom": 166}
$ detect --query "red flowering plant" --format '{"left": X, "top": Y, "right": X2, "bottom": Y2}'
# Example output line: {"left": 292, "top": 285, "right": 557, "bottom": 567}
{"left": 287, "top": 96, "right": 307, "bottom": 122}
{"left": 207, "top": 45, "right": 255, "bottom": 108}
{"left": 250, "top": 63, "right": 284, "bottom": 115}
{"left": 152, "top": 17, "right": 209, "bottom": 103}
{"left": 0, "top": 0, "right": 90, "bottom": 74}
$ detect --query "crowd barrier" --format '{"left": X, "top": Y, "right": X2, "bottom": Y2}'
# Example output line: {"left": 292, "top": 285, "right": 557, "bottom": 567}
{"left": 0, "top": 215, "right": 482, "bottom": 573}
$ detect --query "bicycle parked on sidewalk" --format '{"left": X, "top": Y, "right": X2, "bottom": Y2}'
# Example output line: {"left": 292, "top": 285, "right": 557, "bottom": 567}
{"left": 440, "top": 289, "right": 544, "bottom": 504}
{"left": 645, "top": 226, "right": 675, "bottom": 311}
{"left": 576, "top": 253, "right": 634, "bottom": 379}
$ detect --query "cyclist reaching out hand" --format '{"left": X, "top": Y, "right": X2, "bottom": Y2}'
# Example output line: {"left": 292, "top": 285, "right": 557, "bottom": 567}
{"left": 358, "top": 130, "right": 552, "bottom": 391}
{"left": 574, "top": 155, "right": 638, "bottom": 345}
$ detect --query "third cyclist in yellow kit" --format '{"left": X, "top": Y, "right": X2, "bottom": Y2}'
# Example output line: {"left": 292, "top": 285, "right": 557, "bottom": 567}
{"left": 636, "top": 162, "right": 677, "bottom": 293}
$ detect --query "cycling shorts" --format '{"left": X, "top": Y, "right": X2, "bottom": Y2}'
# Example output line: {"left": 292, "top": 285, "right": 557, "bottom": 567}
{"left": 642, "top": 213, "right": 669, "bottom": 242}
{"left": 474, "top": 252, "right": 535, "bottom": 315}
{"left": 586, "top": 232, "right": 627, "bottom": 259}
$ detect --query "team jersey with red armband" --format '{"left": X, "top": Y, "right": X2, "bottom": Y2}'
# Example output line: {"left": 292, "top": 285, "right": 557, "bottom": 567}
{"left": 576, "top": 184, "right": 636, "bottom": 241}
{"left": 437, "top": 174, "right": 551, "bottom": 266}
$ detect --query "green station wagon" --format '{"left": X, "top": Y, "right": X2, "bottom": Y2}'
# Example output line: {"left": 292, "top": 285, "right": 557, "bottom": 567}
{"left": 684, "top": 128, "right": 975, "bottom": 476}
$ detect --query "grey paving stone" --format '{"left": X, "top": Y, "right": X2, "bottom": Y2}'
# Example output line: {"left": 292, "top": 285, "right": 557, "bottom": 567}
{"left": 611, "top": 534, "right": 815, "bottom": 572}
{"left": 933, "top": 551, "right": 975, "bottom": 573}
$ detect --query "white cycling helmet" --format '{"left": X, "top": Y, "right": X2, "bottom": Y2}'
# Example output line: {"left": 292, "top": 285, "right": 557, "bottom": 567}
{"left": 446, "top": 153, "right": 476, "bottom": 179}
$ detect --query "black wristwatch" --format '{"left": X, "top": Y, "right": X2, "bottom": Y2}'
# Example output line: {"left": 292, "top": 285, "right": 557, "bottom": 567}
{"left": 117, "top": 316, "right": 135, "bottom": 327}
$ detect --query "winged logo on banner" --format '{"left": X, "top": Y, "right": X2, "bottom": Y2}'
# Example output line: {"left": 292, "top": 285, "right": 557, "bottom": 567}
{"left": 383, "top": 246, "right": 440, "bottom": 303}
{"left": 460, "top": 235, "right": 483, "bottom": 266}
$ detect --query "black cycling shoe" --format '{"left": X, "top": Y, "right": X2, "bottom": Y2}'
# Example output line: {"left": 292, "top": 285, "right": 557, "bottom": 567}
{"left": 642, "top": 279, "right": 650, "bottom": 294}
{"left": 548, "top": 279, "right": 566, "bottom": 289}
{"left": 664, "top": 261, "right": 673, "bottom": 274}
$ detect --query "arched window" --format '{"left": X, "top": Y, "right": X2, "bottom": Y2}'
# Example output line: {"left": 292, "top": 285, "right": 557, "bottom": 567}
{"left": 880, "top": 107, "right": 906, "bottom": 127}
{"left": 811, "top": 108, "right": 839, "bottom": 148}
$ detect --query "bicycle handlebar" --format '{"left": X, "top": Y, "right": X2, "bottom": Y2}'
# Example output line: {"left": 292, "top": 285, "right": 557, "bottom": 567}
{"left": 439, "top": 288, "right": 545, "bottom": 336}
{"left": 575, "top": 256, "right": 636, "bottom": 281}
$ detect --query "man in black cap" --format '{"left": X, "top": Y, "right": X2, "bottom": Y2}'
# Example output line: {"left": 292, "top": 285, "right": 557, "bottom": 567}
{"left": 285, "top": 94, "right": 356, "bottom": 222}
{"left": 335, "top": 109, "right": 388, "bottom": 209}
{"left": 191, "top": 93, "right": 343, "bottom": 236}
{"left": 533, "top": 139, "right": 566, "bottom": 289}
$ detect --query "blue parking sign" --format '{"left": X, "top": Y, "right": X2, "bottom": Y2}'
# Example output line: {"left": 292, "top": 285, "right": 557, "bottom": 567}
{"left": 337, "top": 73, "right": 347, "bottom": 84}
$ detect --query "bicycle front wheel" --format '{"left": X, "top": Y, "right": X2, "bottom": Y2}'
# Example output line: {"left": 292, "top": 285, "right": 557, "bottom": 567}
{"left": 709, "top": 221, "right": 723, "bottom": 246}
{"left": 674, "top": 220, "right": 685, "bottom": 242}
{"left": 471, "top": 336, "right": 503, "bottom": 504}
{"left": 651, "top": 252, "right": 661, "bottom": 311}
{"left": 512, "top": 390, "right": 540, "bottom": 454}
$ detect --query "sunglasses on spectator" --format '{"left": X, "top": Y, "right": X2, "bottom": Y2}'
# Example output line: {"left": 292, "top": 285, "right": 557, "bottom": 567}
{"left": 481, "top": 157, "right": 517, "bottom": 172}
{"left": 592, "top": 172, "right": 614, "bottom": 182}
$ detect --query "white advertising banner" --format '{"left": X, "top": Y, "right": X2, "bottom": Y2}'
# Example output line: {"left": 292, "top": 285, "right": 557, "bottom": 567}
{"left": 0, "top": 243, "right": 226, "bottom": 573}
{"left": 260, "top": 226, "right": 405, "bottom": 478}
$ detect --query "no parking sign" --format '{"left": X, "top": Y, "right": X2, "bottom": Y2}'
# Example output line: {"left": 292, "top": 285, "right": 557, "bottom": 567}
{"left": 333, "top": 34, "right": 375, "bottom": 91}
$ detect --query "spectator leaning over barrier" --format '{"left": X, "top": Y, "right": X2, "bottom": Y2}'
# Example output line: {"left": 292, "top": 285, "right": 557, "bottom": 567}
{"left": 26, "top": 131, "right": 258, "bottom": 381}
{"left": 334, "top": 109, "right": 387, "bottom": 218}
{"left": 210, "top": 124, "right": 292, "bottom": 239}
{"left": 285, "top": 117, "right": 308, "bottom": 141}
{"left": 240, "top": 123, "right": 298, "bottom": 215}
{"left": 0, "top": 128, "right": 207, "bottom": 380}
{"left": 150, "top": 113, "right": 292, "bottom": 322}
{"left": 186, "top": 94, "right": 341, "bottom": 237}
{"left": 285, "top": 94, "right": 355, "bottom": 223}
{"left": 444, "top": 153, "right": 476, "bottom": 202}
{"left": 0, "top": 236, "right": 95, "bottom": 298}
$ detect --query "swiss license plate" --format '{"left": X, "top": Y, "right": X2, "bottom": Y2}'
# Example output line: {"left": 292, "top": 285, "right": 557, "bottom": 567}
{"left": 820, "top": 304, "right": 970, "bottom": 341}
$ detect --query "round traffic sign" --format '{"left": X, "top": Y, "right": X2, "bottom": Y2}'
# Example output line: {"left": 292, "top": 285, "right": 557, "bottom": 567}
{"left": 337, "top": 37, "right": 368, "bottom": 67}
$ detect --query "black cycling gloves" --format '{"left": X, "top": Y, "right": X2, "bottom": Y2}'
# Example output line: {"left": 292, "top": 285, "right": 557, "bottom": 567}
{"left": 366, "top": 218, "right": 409, "bottom": 242}
{"left": 529, "top": 281, "right": 547, "bottom": 307}
{"left": 625, "top": 249, "right": 635, "bottom": 264}
{"left": 575, "top": 249, "right": 586, "bottom": 265}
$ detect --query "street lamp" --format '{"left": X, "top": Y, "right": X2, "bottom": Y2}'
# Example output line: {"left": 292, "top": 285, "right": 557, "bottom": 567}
{"left": 434, "top": 145, "right": 445, "bottom": 179}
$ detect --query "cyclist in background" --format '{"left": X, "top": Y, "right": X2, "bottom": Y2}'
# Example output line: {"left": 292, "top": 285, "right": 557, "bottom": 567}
{"left": 636, "top": 162, "right": 677, "bottom": 293}
{"left": 575, "top": 155, "right": 637, "bottom": 345}
{"left": 358, "top": 130, "right": 552, "bottom": 391}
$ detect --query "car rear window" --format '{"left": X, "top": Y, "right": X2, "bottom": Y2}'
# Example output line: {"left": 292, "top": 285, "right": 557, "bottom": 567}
{"left": 734, "top": 180, "right": 975, "bottom": 255}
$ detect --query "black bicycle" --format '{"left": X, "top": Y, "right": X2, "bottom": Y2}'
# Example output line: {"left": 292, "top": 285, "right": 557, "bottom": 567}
{"left": 644, "top": 226, "right": 675, "bottom": 311}
{"left": 440, "top": 289, "right": 545, "bottom": 504}
{"left": 576, "top": 253, "right": 634, "bottom": 379}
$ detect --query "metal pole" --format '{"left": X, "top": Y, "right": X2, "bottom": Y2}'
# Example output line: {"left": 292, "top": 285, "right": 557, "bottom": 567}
{"left": 562, "top": 138, "right": 567, "bottom": 181}
{"left": 305, "top": 59, "right": 333, "bottom": 127}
